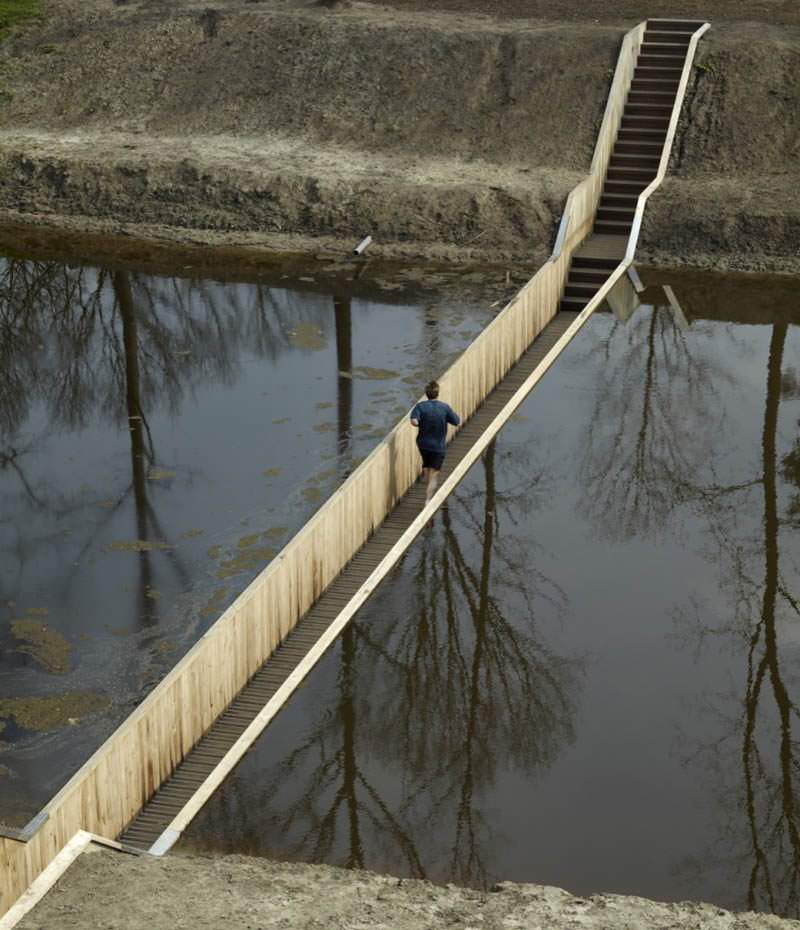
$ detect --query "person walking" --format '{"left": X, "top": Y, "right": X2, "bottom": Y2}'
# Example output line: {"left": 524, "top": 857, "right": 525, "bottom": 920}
{"left": 410, "top": 380, "right": 460, "bottom": 504}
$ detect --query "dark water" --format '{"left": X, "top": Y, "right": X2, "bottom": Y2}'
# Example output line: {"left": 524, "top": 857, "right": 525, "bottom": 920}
{"left": 181, "top": 271, "right": 800, "bottom": 918}
{"left": 0, "top": 251, "right": 495, "bottom": 820}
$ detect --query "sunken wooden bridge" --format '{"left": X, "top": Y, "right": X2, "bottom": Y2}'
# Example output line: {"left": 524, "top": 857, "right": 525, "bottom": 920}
{"left": 0, "top": 18, "right": 709, "bottom": 924}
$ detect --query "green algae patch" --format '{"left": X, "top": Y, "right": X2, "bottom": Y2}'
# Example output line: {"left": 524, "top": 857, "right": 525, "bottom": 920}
{"left": 216, "top": 547, "right": 276, "bottom": 580}
{"left": 352, "top": 367, "right": 399, "bottom": 381}
{"left": 237, "top": 533, "right": 260, "bottom": 548}
{"left": 302, "top": 486, "right": 323, "bottom": 503}
{"left": 106, "top": 540, "right": 174, "bottom": 552}
{"left": 263, "top": 467, "right": 281, "bottom": 478}
{"left": 0, "top": 692, "right": 109, "bottom": 732}
{"left": 178, "top": 527, "right": 204, "bottom": 540}
{"left": 147, "top": 468, "right": 176, "bottom": 481}
{"left": 10, "top": 620, "right": 71, "bottom": 674}
{"left": 201, "top": 586, "right": 229, "bottom": 617}
{"left": 263, "top": 526, "right": 288, "bottom": 540}
{"left": 287, "top": 323, "right": 326, "bottom": 351}
{"left": 307, "top": 469, "right": 337, "bottom": 485}
{"left": 312, "top": 422, "right": 335, "bottom": 433}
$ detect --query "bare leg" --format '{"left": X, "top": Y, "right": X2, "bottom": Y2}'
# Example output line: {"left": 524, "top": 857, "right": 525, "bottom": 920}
{"left": 425, "top": 469, "right": 439, "bottom": 503}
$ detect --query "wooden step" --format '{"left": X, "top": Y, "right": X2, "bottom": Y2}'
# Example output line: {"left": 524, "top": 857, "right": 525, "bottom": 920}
{"left": 564, "top": 283, "right": 598, "bottom": 298}
{"left": 645, "top": 30, "right": 691, "bottom": 43}
{"left": 630, "top": 79, "right": 679, "bottom": 91}
{"left": 605, "top": 170, "right": 655, "bottom": 185}
{"left": 609, "top": 155, "right": 660, "bottom": 170}
{"left": 603, "top": 180, "right": 648, "bottom": 196}
{"left": 637, "top": 53, "right": 686, "bottom": 65}
{"left": 571, "top": 255, "right": 619, "bottom": 270}
{"left": 634, "top": 66, "right": 683, "bottom": 79}
{"left": 569, "top": 269, "right": 608, "bottom": 284}
{"left": 600, "top": 192, "right": 638, "bottom": 205}
{"left": 615, "top": 140, "right": 664, "bottom": 155}
{"left": 593, "top": 220, "right": 632, "bottom": 235}
{"left": 641, "top": 41, "right": 691, "bottom": 55}
{"left": 627, "top": 90, "right": 675, "bottom": 104}
{"left": 560, "top": 296, "right": 590, "bottom": 312}
{"left": 596, "top": 207, "right": 635, "bottom": 222}
{"left": 621, "top": 115, "right": 669, "bottom": 129}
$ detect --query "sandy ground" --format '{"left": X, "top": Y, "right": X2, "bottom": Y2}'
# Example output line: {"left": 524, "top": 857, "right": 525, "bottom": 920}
{"left": 0, "top": 0, "right": 797, "bottom": 270}
{"left": 16, "top": 846, "right": 800, "bottom": 930}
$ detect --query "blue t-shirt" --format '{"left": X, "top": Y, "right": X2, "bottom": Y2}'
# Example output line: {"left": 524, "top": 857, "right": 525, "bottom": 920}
{"left": 410, "top": 399, "right": 460, "bottom": 453}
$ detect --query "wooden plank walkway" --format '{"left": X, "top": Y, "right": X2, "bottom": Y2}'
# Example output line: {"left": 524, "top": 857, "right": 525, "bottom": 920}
{"left": 119, "top": 309, "right": 579, "bottom": 850}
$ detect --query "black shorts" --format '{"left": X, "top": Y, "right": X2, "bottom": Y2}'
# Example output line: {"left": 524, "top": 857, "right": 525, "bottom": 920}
{"left": 420, "top": 448, "right": 445, "bottom": 471}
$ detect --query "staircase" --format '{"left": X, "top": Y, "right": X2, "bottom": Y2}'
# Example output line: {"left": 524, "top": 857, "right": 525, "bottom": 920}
{"left": 560, "top": 19, "right": 706, "bottom": 312}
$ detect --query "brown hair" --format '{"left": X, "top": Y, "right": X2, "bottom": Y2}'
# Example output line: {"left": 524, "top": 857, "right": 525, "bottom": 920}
{"left": 425, "top": 380, "right": 439, "bottom": 399}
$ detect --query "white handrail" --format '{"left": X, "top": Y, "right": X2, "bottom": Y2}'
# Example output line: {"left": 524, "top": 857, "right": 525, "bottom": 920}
{"left": 624, "top": 21, "right": 711, "bottom": 264}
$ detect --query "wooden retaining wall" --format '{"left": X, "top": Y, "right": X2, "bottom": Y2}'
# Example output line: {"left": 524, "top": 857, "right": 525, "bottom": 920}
{"left": 0, "top": 21, "right": 648, "bottom": 918}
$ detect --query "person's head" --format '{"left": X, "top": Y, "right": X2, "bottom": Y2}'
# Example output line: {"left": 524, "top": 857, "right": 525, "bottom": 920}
{"left": 425, "top": 380, "right": 440, "bottom": 400}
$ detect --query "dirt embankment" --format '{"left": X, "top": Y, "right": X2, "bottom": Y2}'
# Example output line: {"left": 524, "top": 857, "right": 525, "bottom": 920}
{"left": 0, "top": 0, "right": 617, "bottom": 264}
{"left": 0, "top": 0, "right": 798, "bottom": 269}
{"left": 18, "top": 847, "right": 800, "bottom": 930}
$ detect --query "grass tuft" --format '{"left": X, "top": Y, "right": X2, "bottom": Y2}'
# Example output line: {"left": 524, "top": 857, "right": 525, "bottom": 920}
{"left": 0, "top": 0, "right": 42, "bottom": 39}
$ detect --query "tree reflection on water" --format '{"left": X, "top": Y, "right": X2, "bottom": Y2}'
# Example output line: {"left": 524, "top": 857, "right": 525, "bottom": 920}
{"left": 189, "top": 440, "right": 580, "bottom": 887}
{"left": 577, "top": 297, "right": 800, "bottom": 917}
{"left": 0, "top": 258, "right": 326, "bottom": 619}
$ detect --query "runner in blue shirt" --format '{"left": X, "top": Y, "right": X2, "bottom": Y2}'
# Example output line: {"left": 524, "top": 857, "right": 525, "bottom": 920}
{"left": 410, "top": 380, "right": 460, "bottom": 504}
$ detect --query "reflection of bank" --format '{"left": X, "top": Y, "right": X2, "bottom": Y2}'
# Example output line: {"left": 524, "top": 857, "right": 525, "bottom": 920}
{"left": 185, "top": 439, "right": 579, "bottom": 888}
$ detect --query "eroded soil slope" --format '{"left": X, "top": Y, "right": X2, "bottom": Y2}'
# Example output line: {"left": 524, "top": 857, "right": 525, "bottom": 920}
{"left": 0, "top": 0, "right": 797, "bottom": 268}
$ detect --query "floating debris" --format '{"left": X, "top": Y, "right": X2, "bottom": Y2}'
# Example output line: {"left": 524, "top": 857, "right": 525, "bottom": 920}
{"left": 178, "top": 528, "right": 204, "bottom": 540}
{"left": 352, "top": 366, "right": 399, "bottom": 381}
{"left": 287, "top": 322, "right": 326, "bottom": 351}
{"left": 147, "top": 468, "right": 176, "bottom": 481}
{"left": 106, "top": 540, "right": 173, "bottom": 552}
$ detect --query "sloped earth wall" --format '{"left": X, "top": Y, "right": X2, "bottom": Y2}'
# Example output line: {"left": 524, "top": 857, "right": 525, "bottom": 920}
{"left": 0, "top": 2, "right": 797, "bottom": 270}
